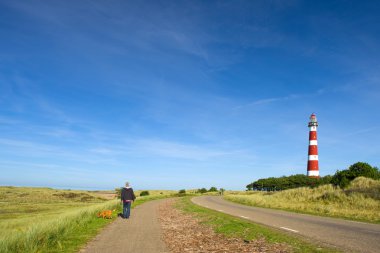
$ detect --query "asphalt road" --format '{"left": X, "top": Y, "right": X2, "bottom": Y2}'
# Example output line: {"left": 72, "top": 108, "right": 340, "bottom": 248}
{"left": 192, "top": 196, "right": 380, "bottom": 253}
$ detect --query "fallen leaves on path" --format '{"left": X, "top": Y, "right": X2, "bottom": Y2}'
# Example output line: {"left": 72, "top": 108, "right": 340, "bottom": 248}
{"left": 158, "top": 200, "right": 290, "bottom": 253}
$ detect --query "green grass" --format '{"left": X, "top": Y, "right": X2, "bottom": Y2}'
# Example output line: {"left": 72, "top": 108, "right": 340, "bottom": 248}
{"left": 0, "top": 186, "right": 173, "bottom": 253}
{"left": 178, "top": 197, "right": 340, "bottom": 253}
{"left": 224, "top": 177, "right": 380, "bottom": 223}
{"left": 0, "top": 187, "right": 109, "bottom": 238}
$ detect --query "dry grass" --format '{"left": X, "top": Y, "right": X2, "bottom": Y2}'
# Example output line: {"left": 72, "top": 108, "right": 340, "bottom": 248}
{"left": 134, "top": 189, "right": 177, "bottom": 197}
{"left": 0, "top": 186, "right": 119, "bottom": 253}
{"left": 225, "top": 177, "right": 380, "bottom": 223}
{"left": 0, "top": 200, "right": 119, "bottom": 253}
{"left": 0, "top": 187, "right": 108, "bottom": 238}
{"left": 159, "top": 199, "right": 291, "bottom": 253}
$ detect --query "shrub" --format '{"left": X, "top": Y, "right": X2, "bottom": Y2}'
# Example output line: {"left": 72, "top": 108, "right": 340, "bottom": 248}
{"left": 115, "top": 188, "right": 121, "bottom": 199}
{"left": 209, "top": 187, "right": 218, "bottom": 192}
{"left": 349, "top": 162, "right": 380, "bottom": 179}
{"left": 198, "top": 188, "right": 208, "bottom": 194}
{"left": 247, "top": 174, "right": 331, "bottom": 191}
{"left": 178, "top": 189, "right": 186, "bottom": 194}
{"left": 332, "top": 162, "right": 380, "bottom": 188}
{"left": 140, "top": 191, "right": 150, "bottom": 197}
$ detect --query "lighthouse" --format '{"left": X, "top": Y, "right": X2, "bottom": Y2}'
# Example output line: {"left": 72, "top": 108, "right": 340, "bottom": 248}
{"left": 307, "top": 113, "right": 319, "bottom": 177}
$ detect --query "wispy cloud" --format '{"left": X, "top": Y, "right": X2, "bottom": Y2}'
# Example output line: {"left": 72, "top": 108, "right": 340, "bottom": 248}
{"left": 0, "top": 116, "right": 22, "bottom": 124}
{"left": 0, "top": 138, "right": 58, "bottom": 153}
{"left": 89, "top": 147, "right": 123, "bottom": 155}
{"left": 1, "top": 1, "right": 379, "bottom": 189}
{"left": 0, "top": 137, "right": 121, "bottom": 166}
{"left": 234, "top": 94, "right": 301, "bottom": 109}
{"left": 141, "top": 140, "right": 223, "bottom": 160}
{"left": 344, "top": 127, "right": 380, "bottom": 137}
{"left": 0, "top": 71, "right": 78, "bottom": 126}
{"left": 34, "top": 98, "right": 76, "bottom": 125}
{"left": 133, "top": 139, "right": 250, "bottom": 161}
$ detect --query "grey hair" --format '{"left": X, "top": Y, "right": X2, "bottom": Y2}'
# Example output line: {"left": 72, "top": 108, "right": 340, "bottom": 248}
{"left": 125, "top": 182, "right": 130, "bottom": 187}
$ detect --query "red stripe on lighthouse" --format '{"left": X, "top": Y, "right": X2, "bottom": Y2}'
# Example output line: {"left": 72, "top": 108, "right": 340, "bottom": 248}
{"left": 307, "top": 113, "right": 319, "bottom": 178}
{"left": 308, "top": 145, "right": 318, "bottom": 154}
{"left": 308, "top": 160, "right": 319, "bottom": 170}
{"left": 309, "top": 131, "right": 317, "bottom": 140}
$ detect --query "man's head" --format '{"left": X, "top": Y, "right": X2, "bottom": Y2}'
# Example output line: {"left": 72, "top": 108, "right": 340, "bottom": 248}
{"left": 125, "top": 182, "right": 130, "bottom": 187}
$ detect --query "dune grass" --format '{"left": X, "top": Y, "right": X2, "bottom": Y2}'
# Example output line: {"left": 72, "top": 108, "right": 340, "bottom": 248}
{"left": 0, "top": 200, "right": 120, "bottom": 253}
{"left": 224, "top": 177, "right": 380, "bottom": 223}
{"left": 179, "top": 197, "right": 339, "bottom": 253}
{"left": 0, "top": 187, "right": 109, "bottom": 237}
{"left": 134, "top": 189, "right": 177, "bottom": 197}
{"left": 0, "top": 186, "right": 173, "bottom": 253}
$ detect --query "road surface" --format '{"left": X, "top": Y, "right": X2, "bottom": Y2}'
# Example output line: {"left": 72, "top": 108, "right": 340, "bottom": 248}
{"left": 80, "top": 199, "right": 169, "bottom": 253}
{"left": 192, "top": 196, "right": 380, "bottom": 253}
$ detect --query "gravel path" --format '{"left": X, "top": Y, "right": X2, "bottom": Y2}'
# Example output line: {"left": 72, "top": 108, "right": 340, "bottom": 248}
{"left": 158, "top": 199, "right": 290, "bottom": 253}
{"left": 80, "top": 199, "right": 169, "bottom": 253}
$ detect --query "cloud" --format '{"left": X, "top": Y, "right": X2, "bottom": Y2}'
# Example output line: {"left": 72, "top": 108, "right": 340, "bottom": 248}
{"left": 89, "top": 147, "right": 122, "bottom": 155}
{"left": 344, "top": 127, "right": 380, "bottom": 137}
{"left": 0, "top": 116, "right": 22, "bottom": 125}
{"left": 132, "top": 139, "right": 249, "bottom": 161}
{"left": 0, "top": 138, "right": 57, "bottom": 153}
{"left": 0, "top": 71, "right": 78, "bottom": 125}
{"left": 0, "top": 136, "right": 122, "bottom": 166}
{"left": 235, "top": 93, "right": 301, "bottom": 109}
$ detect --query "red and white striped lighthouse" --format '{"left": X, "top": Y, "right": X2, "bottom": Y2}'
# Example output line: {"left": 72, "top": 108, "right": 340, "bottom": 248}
{"left": 307, "top": 113, "right": 319, "bottom": 177}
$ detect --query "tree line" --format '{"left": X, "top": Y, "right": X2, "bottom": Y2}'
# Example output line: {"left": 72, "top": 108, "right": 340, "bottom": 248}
{"left": 246, "top": 162, "right": 380, "bottom": 191}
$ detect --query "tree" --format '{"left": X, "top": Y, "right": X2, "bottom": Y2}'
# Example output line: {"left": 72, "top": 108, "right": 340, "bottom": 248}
{"left": 178, "top": 189, "right": 186, "bottom": 194}
{"left": 332, "top": 162, "right": 380, "bottom": 188}
{"left": 320, "top": 175, "right": 333, "bottom": 185}
{"left": 198, "top": 188, "right": 207, "bottom": 194}
{"left": 348, "top": 162, "right": 380, "bottom": 179}
{"left": 209, "top": 186, "right": 218, "bottom": 192}
{"left": 247, "top": 174, "right": 333, "bottom": 191}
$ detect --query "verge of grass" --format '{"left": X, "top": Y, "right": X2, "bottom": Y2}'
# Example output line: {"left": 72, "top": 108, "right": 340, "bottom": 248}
{"left": 177, "top": 197, "right": 340, "bottom": 253}
{"left": 224, "top": 177, "right": 380, "bottom": 223}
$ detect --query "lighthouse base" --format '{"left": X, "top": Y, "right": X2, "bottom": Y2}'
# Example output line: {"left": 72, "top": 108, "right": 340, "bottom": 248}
{"left": 307, "top": 170, "right": 320, "bottom": 177}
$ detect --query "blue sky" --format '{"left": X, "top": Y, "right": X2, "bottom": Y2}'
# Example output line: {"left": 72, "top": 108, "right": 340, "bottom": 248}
{"left": 0, "top": 0, "right": 379, "bottom": 190}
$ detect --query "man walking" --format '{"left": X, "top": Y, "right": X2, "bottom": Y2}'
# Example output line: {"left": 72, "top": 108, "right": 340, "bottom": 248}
{"left": 120, "top": 182, "right": 136, "bottom": 219}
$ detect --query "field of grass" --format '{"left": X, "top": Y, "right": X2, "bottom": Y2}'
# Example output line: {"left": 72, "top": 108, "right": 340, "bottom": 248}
{"left": 178, "top": 197, "right": 339, "bottom": 253}
{"left": 0, "top": 186, "right": 120, "bottom": 253}
{"left": 0, "top": 186, "right": 173, "bottom": 253}
{"left": 224, "top": 177, "right": 380, "bottom": 223}
{"left": 134, "top": 189, "right": 177, "bottom": 197}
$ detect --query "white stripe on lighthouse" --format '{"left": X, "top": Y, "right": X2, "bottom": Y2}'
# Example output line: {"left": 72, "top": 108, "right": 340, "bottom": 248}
{"left": 307, "top": 170, "right": 319, "bottom": 176}
{"left": 309, "top": 140, "right": 318, "bottom": 145}
{"left": 308, "top": 155, "right": 318, "bottom": 160}
{"left": 309, "top": 126, "right": 317, "bottom": 131}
